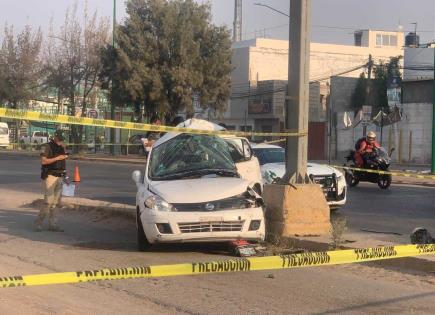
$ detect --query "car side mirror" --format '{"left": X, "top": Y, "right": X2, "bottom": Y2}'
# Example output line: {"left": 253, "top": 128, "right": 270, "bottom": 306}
{"left": 132, "top": 170, "right": 142, "bottom": 186}
{"left": 242, "top": 140, "right": 253, "bottom": 160}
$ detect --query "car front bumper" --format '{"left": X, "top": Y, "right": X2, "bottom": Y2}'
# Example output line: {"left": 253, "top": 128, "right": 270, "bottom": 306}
{"left": 139, "top": 207, "right": 265, "bottom": 244}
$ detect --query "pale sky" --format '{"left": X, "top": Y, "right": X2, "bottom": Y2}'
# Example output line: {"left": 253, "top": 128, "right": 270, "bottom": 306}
{"left": 1, "top": 0, "right": 435, "bottom": 45}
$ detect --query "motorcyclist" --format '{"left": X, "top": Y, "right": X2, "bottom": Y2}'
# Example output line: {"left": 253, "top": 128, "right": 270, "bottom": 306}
{"left": 354, "top": 131, "right": 380, "bottom": 167}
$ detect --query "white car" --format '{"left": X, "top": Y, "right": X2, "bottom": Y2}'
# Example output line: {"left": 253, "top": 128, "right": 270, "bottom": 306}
{"left": 251, "top": 143, "right": 347, "bottom": 209}
{"left": 0, "top": 122, "right": 9, "bottom": 149}
{"left": 132, "top": 119, "right": 265, "bottom": 250}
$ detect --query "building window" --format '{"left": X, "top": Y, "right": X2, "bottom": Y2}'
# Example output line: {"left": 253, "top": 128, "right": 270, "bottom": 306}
{"left": 376, "top": 34, "right": 398, "bottom": 47}
{"left": 376, "top": 34, "right": 382, "bottom": 46}
{"left": 240, "top": 125, "right": 252, "bottom": 132}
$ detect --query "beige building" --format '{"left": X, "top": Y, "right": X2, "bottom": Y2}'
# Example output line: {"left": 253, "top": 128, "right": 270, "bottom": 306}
{"left": 213, "top": 30, "right": 405, "bottom": 132}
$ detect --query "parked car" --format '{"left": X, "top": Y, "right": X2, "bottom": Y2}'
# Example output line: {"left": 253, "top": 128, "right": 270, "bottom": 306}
{"left": 121, "top": 134, "right": 149, "bottom": 155}
{"left": 20, "top": 131, "right": 51, "bottom": 149}
{"left": 251, "top": 143, "right": 347, "bottom": 210}
{"left": 0, "top": 122, "right": 9, "bottom": 149}
{"left": 131, "top": 119, "right": 265, "bottom": 250}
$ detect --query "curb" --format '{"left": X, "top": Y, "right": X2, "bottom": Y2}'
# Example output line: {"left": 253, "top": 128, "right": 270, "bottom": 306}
{"left": 24, "top": 197, "right": 136, "bottom": 220}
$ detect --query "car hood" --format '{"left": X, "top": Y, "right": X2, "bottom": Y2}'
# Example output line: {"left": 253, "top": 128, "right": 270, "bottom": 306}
{"left": 149, "top": 177, "right": 250, "bottom": 203}
{"left": 261, "top": 162, "right": 342, "bottom": 177}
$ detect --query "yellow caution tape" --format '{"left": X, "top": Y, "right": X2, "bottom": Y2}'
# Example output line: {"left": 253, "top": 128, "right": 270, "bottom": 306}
{"left": 263, "top": 138, "right": 286, "bottom": 144}
{"left": 332, "top": 165, "right": 435, "bottom": 180}
{"left": 0, "top": 108, "right": 306, "bottom": 138}
{"left": 0, "top": 244, "right": 434, "bottom": 288}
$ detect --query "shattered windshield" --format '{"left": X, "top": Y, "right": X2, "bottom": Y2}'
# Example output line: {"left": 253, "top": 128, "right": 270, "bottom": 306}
{"left": 149, "top": 134, "right": 236, "bottom": 180}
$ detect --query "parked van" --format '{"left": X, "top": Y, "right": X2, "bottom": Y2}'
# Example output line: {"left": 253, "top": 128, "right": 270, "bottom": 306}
{"left": 0, "top": 122, "right": 10, "bottom": 149}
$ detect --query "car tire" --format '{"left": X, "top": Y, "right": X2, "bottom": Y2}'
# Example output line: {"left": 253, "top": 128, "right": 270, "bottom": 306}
{"left": 345, "top": 171, "right": 359, "bottom": 187}
{"left": 34, "top": 141, "right": 41, "bottom": 150}
{"left": 136, "top": 208, "right": 151, "bottom": 251}
{"left": 377, "top": 174, "right": 391, "bottom": 190}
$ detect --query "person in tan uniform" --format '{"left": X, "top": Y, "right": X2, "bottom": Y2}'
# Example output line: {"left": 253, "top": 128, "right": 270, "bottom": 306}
{"left": 35, "top": 130, "right": 68, "bottom": 232}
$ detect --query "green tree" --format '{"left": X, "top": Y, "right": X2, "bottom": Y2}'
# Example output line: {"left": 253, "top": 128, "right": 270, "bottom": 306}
{"left": 351, "top": 56, "right": 401, "bottom": 115}
{"left": 350, "top": 72, "right": 367, "bottom": 113}
{"left": 100, "top": 0, "right": 232, "bottom": 122}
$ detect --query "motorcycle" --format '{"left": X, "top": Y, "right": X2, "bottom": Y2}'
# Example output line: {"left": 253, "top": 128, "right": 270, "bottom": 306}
{"left": 344, "top": 147, "right": 395, "bottom": 189}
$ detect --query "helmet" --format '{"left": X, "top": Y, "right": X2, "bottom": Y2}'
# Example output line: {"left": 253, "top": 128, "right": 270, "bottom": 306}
{"left": 367, "top": 131, "right": 376, "bottom": 140}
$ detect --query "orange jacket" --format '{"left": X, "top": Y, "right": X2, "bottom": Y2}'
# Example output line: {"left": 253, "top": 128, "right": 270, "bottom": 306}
{"left": 358, "top": 140, "right": 380, "bottom": 155}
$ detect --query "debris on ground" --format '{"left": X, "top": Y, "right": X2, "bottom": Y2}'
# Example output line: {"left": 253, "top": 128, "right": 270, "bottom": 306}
{"left": 410, "top": 227, "right": 434, "bottom": 244}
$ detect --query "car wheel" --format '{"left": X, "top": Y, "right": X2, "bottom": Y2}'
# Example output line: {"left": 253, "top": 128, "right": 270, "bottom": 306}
{"left": 345, "top": 171, "right": 359, "bottom": 187}
{"left": 378, "top": 174, "right": 391, "bottom": 190}
{"left": 136, "top": 208, "right": 151, "bottom": 251}
{"left": 34, "top": 141, "right": 41, "bottom": 150}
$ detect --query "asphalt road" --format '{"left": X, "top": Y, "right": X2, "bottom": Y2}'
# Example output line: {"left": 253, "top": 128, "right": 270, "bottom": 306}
{"left": 0, "top": 188, "right": 434, "bottom": 314}
{"left": 0, "top": 152, "right": 139, "bottom": 205}
{"left": 1, "top": 153, "right": 434, "bottom": 244}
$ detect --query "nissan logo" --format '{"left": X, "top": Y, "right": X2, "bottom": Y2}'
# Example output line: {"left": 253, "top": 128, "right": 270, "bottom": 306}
{"left": 205, "top": 203, "right": 215, "bottom": 211}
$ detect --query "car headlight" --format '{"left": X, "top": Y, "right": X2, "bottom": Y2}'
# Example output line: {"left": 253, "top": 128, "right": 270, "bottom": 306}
{"left": 144, "top": 195, "right": 177, "bottom": 212}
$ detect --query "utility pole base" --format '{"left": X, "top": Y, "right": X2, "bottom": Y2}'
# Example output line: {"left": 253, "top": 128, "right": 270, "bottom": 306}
{"left": 263, "top": 184, "right": 331, "bottom": 237}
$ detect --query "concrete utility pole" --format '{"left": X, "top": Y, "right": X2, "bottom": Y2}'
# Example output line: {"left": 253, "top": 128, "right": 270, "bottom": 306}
{"left": 284, "top": 0, "right": 311, "bottom": 183}
{"left": 363, "top": 54, "right": 373, "bottom": 137}
{"left": 233, "top": 0, "right": 242, "bottom": 42}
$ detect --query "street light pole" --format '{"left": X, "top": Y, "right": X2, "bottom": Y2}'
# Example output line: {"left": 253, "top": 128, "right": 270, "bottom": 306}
{"left": 431, "top": 46, "right": 435, "bottom": 174}
{"left": 284, "top": 0, "right": 311, "bottom": 183}
{"left": 110, "top": 0, "right": 117, "bottom": 155}
{"left": 253, "top": 3, "right": 289, "bottom": 18}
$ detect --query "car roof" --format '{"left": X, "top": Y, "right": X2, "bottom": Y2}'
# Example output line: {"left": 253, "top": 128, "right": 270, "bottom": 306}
{"left": 250, "top": 143, "right": 283, "bottom": 149}
{"left": 154, "top": 119, "right": 233, "bottom": 147}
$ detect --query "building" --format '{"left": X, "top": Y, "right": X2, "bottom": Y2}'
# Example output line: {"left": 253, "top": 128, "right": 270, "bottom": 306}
{"left": 211, "top": 29, "right": 405, "bottom": 159}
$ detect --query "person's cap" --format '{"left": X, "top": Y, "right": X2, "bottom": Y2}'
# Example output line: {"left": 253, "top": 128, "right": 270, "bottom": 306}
{"left": 367, "top": 131, "right": 376, "bottom": 139}
{"left": 54, "top": 130, "right": 65, "bottom": 141}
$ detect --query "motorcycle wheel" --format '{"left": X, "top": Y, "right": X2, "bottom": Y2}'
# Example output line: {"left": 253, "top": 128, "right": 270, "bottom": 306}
{"left": 345, "top": 171, "right": 360, "bottom": 187}
{"left": 378, "top": 174, "right": 392, "bottom": 189}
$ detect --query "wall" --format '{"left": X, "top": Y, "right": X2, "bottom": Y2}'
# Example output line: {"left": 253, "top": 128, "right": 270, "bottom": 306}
{"left": 334, "top": 103, "right": 433, "bottom": 164}
{"left": 402, "top": 80, "right": 433, "bottom": 103}
{"left": 404, "top": 47, "right": 435, "bottom": 81}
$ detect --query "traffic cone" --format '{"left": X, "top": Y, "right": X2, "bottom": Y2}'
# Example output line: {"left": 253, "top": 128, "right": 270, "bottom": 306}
{"left": 73, "top": 165, "right": 81, "bottom": 183}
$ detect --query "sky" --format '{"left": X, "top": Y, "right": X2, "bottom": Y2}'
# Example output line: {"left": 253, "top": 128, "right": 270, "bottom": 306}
{"left": 1, "top": 0, "right": 435, "bottom": 45}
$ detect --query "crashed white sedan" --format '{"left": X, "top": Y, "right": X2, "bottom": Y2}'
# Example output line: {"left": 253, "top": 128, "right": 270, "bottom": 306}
{"left": 132, "top": 119, "right": 265, "bottom": 250}
{"left": 251, "top": 143, "right": 347, "bottom": 209}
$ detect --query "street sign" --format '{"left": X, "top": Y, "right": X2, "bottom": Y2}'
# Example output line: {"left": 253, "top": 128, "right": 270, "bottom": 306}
{"left": 87, "top": 109, "right": 99, "bottom": 119}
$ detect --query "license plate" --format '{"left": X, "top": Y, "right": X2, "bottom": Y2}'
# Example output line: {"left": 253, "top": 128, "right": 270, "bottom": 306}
{"left": 200, "top": 217, "right": 223, "bottom": 222}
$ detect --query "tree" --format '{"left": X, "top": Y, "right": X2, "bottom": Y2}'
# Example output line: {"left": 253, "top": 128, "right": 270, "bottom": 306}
{"left": 350, "top": 72, "right": 367, "bottom": 113}
{"left": 351, "top": 56, "right": 402, "bottom": 115}
{"left": 0, "top": 24, "right": 43, "bottom": 108}
{"left": 42, "top": 3, "right": 109, "bottom": 147}
{"left": 0, "top": 24, "right": 43, "bottom": 142}
{"left": 100, "top": 0, "right": 232, "bottom": 122}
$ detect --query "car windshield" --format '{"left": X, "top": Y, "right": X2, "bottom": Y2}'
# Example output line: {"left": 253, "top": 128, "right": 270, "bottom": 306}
{"left": 0, "top": 127, "right": 8, "bottom": 135}
{"left": 253, "top": 147, "right": 285, "bottom": 165}
{"left": 149, "top": 134, "right": 237, "bottom": 180}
